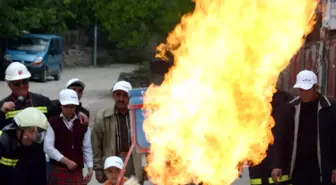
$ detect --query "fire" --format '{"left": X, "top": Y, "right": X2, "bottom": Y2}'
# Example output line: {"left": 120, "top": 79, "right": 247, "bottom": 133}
{"left": 142, "top": 0, "right": 317, "bottom": 185}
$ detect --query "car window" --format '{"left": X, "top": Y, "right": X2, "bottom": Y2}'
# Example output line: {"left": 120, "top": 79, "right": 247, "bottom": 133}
{"left": 7, "top": 37, "right": 48, "bottom": 52}
{"left": 49, "top": 39, "right": 55, "bottom": 51}
{"left": 54, "top": 39, "right": 61, "bottom": 54}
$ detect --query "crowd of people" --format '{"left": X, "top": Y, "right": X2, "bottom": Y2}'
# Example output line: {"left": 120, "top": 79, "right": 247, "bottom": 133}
{"left": 0, "top": 62, "right": 143, "bottom": 185}
{"left": 0, "top": 61, "right": 334, "bottom": 185}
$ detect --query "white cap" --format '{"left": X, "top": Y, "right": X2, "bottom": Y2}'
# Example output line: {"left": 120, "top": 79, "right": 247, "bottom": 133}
{"left": 112, "top": 81, "right": 132, "bottom": 94}
{"left": 59, "top": 89, "right": 79, "bottom": 105}
{"left": 66, "top": 78, "right": 85, "bottom": 89}
{"left": 293, "top": 70, "right": 318, "bottom": 90}
{"left": 5, "top": 62, "right": 31, "bottom": 81}
{"left": 104, "top": 156, "right": 123, "bottom": 170}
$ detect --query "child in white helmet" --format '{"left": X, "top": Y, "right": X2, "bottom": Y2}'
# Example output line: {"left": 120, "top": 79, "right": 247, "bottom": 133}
{"left": 104, "top": 156, "right": 140, "bottom": 185}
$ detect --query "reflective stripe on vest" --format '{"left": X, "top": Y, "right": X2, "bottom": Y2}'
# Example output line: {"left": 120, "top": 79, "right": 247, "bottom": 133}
{"left": 0, "top": 157, "right": 19, "bottom": 167}
{"left": 0, "top": 131, "right": 19, "bottom": 167}
{"left": 5, "top": 106, "right": 48, "bottom": 120}
{"left": 250, "top": 175, "right": 290, "bottom": 184}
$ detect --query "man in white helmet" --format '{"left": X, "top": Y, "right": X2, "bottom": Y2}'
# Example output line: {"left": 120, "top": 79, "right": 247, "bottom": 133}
{"left": 0, "top": 62, "right": 88, "bottom": 185}
{"left": 0, "top": 62, "right": 55, "bottom": 127}
{"left": 0, "top": 107, "right": 48, "bottom": 185}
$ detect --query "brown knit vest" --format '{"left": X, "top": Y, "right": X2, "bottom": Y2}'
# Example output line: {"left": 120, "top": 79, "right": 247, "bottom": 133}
{"left": 49, "top": 116, "right": 88, "bottom": 168}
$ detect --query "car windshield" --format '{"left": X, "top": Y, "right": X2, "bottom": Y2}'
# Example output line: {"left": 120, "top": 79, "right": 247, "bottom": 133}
{"left": 7, "top": 37, "right": 48, "bottom": 52}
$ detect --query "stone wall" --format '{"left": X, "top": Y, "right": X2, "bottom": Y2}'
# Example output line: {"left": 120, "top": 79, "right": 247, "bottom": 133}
{"left": 62, "top": 29, "right": 164, "bottom": 66}
{"left": 64, "top": 44, "right": 112, "bottom": 66}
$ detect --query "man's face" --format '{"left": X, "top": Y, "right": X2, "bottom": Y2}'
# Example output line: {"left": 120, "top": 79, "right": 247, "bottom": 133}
{"left": 113, "top": 90, "right": 129, "bottom": 110}
{"left": 21, "top": 127, "right": 38, "bottom": 146}
{"left": 61, "top": 104, "right": 77, "bottom": 119}
{"left": 68, "top": 84, "right": 84, "bottom": 100}
{"left": 8, "top": 79, "right": 29, "bottom": 97}
{"left": 298, "top": 85, "right": 317, "bottom": 102}
{"left": 105, "top": 167, "right": 121, "bottom": 184}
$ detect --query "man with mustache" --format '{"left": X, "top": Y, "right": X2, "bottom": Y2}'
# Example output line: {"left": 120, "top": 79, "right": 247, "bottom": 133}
{"left": 91, "top": 80, "right": 143, "bottom": 184}
{"left": 0, "top": 62, "right": 88, "bottom": 185}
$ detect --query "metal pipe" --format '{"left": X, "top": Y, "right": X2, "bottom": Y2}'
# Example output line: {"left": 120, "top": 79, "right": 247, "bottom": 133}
{"left": 93, "top": 20, "right": 97, "bottom": 66}
{"left": 116, "top": 136, "right": 136, "bottom": 185}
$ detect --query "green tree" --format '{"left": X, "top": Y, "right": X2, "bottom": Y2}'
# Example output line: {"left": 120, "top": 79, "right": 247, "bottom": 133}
{"left": 91, "top": 0, "right": 194, "bottom": 48}
{"left": 57, "top": 0, "right": 95, "bottom": 29}
{"left": 0, "top": 0, "right": 68, "bottom": 38}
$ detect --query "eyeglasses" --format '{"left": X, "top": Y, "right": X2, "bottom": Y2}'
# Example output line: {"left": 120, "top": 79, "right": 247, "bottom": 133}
{"left": 11, "top": 79, "right": 29, "bottom": 87}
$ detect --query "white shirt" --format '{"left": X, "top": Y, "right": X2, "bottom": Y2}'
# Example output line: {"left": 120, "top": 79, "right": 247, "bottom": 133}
{"left": 43, "top": 114, "right": 93, "bottom": 168}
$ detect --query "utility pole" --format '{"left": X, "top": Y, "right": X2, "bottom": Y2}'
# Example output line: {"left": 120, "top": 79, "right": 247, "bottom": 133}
{"left": 93, "top": 20, "right": 98, "bottom": 66}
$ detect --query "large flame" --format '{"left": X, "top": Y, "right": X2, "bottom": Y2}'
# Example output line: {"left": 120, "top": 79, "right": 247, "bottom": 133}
{"left": 142, "top": 0, "right": 317, "bottom": 185}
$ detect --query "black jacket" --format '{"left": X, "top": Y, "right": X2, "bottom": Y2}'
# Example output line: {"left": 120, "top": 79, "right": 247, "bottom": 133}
{"left": 52, "top": 99, "right": 90, "bottom": 118}
{"left": 0, "top": 92, "right": 57, "bottom": 129}
{"left": 272, "top": 94, "right": 336, "bottom": 183}
{"left": 249, "top": 89, "right": 293, "bottom": 178}
{"left": 0, "top": 92, "right": 57, "bottom": 185}
{"left": 0, "top": 124, "right": 22, "bottom": 185}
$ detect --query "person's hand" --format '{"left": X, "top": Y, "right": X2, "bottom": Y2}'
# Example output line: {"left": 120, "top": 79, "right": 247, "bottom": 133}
{"left": 95, "top": 171, "right": 105, "bottom": 183}
{"left": 83, "top": 168, "right": 93, "bottom": 184}
{"left": 332, "top": 170, "right": 336, "bottom": 184}
{"left": 65, "top": 159, "right": 77, "bottom": 171}
{"left": 271, "top": 168, "right": 282, "bottom": 183}
{"left": 1, "top": 102, "right": 15, "bottom": 113}
{"left": 78, "top": 111, "right": 88, "bottom": 125}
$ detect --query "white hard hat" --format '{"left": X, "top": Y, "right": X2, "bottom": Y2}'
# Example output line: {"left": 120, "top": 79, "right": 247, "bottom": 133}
{"left": 59, "top": 89, "right": 79, "bottom": 105}
{"left": 66, "top": 78, "right": 85, "bottom": 89}
{"left": 14, "top": 107, "right": 48, "bottom": 130}
{"left": 112, "top": 81, "right": 132, "bottom": 94}
{"left": 5, "top": 62, "right": 31, "bottom": 81}
{"left": 293, "top": 70, "right": 318, "bottom": 90}
{"left": 104, "top": 156, "right": 123, "bottom": 170}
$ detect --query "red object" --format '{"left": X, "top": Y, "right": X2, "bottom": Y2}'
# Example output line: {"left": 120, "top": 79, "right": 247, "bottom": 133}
{"left": 281, "top": 40, "right": 336, "bottom": 100}
{"left": 116, "top": 106, "right": 148, "bottom": 185}
{"left": 48, "top": 167, "right": 83, "bottom": 185}
{"left": 129, "top": 103, "right": 150, "bottom": 153}
{"left": 116, "top": 136, "right": 136, "bottom": 185}
{"left": 118, "top": 93, "right": 151, "bottom": 185}
{"left": 18, "top": 70, "right": 22, "bottom": 75}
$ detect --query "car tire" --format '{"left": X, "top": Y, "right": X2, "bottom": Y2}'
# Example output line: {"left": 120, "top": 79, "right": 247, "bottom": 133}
{"left": 53, "top": 68, "right": 60, "bottom": 81}
{"left": 39, "top": 67, "right": 48, "bottom": 82}
{"left": 53, "top": 65, "right": 62, "bottom": 81}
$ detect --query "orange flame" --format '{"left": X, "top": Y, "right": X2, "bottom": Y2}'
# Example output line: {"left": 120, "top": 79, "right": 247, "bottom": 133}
{"left": 143, "top": 0, "right": 317, "bottom": 185}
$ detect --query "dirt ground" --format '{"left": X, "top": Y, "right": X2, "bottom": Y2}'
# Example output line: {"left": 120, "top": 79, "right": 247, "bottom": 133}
{"left": 0, "top": 64, "right": 251, "bottom": 185}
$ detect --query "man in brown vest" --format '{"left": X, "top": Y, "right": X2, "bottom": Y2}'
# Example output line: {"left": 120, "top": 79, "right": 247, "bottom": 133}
{"left": 44, "top": 89, "right": 93, "bottom": 185}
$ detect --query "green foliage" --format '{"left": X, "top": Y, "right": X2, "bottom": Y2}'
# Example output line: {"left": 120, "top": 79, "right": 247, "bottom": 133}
{"left": 0, "top": 0, "right": 94, "bottom": 38}
{"left": 91, "top": 0, "right": 194, "bottom": 48}
{"left": 0, "top": 0, "right": 65, "bottom": 38}
{"left": 57, "top": 0, "right": 95, "bottom": 29}
{"left": 0, "top": 0, "right": 194, "bottom": 49}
